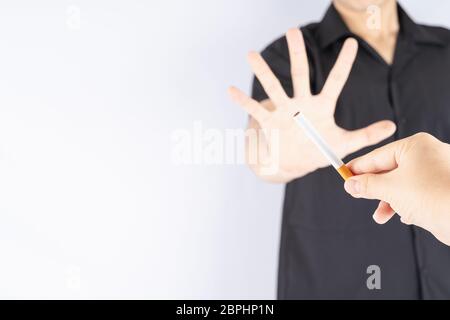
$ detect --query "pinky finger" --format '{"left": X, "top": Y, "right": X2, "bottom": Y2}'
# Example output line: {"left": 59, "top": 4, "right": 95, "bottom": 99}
{"left": 373, "top": 200, "right": 396, "bottom": 224}
{"left": 228, "top": 86, "right": 270, "bottom": 124}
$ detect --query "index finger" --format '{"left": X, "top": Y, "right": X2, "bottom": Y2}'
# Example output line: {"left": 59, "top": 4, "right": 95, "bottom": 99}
{"left": 320, "top": 38, "right": 358, "bottom": 103}
{"left": 286, "top": 28, "right": 310, "bottom": 98}
{"left": 346, "top": 138, "right": 407, "bottom": 174}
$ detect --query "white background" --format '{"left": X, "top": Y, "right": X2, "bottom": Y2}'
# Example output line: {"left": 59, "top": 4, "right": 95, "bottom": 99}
{"left": 0, "top": 0, "right": 448, "bottom": 299}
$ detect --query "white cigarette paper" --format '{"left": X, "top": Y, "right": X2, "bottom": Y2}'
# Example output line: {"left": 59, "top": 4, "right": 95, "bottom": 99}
{"left": 293, "top": 111, "right": 344, "bottom": 169}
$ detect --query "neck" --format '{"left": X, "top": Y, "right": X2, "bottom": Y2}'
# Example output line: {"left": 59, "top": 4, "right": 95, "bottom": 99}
{"left": 333, "top": 0, "right": 399, "bottom": 41}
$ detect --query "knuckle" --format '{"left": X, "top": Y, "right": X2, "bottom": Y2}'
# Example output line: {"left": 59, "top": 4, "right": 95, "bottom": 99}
{"left": 361, "top": 174, "right": 380, "bottom": 199}
{"left": 363, "top": 127, "right": 372, "bottom": 144}
{"left": 359, "top": 175, "right": 370, "bottom": 196}
{"left": 414, "top": 132, "right": 435, "bottom": 143}
{"left": 413, "top": 132, "right": 430, "bottom": 140}
{"left": 400, "top": 211, "right": 415, "bottom": 225}
{"left": 408, "top": 132, "right": 437, "bottom": 152}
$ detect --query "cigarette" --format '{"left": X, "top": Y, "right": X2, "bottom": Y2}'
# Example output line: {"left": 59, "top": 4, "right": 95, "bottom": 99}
{"left": 293, "top": 111, "right": 353, "bottom": 181}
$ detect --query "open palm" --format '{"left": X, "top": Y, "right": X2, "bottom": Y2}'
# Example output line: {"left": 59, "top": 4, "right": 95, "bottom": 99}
{"left": 229, "top": 28, "right": 396, "bottom": 181}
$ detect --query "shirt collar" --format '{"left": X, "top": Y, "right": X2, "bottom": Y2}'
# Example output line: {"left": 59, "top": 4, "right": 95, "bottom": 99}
{"left": 317, "top": 3, "right": 446, "bottom": 49}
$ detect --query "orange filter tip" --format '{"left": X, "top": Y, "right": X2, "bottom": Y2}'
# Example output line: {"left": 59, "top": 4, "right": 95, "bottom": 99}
{"left": 337, "top": 164, "right": 354, "bottom": 181}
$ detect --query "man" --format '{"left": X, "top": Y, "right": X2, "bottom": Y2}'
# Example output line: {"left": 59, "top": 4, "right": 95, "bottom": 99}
{"left": 229, "top": 0, "right": 450, "bottom": 299}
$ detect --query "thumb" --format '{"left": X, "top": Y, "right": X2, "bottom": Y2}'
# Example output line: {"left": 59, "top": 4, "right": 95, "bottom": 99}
{"left": 344, "top": 120, "right": 396, "bottom": 155}
{"left": 344, "top": 172, "right": 393, "bottom": 202}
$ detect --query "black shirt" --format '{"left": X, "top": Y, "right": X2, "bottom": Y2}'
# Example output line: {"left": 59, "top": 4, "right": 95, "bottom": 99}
{"left": 252, "top": 4, "right": 450, "bottom": 299}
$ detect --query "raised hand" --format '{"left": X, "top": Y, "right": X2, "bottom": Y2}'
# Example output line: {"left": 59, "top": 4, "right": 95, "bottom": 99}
{"left": 228, "top": 28, "right": 396, "bottom": 183}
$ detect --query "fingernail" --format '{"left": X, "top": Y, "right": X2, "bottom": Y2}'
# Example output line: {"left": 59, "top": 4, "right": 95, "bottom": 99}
{"left": 372, "top": 212, "right": 382, "bottom": 224}
{"left": 345, "top": 179, "right": 360, "bottom": 195}
{"left": 386, "top": 122, "right": 396, "bottom": 133}
{"left": 228, "top": 87, "right": 236, "bottom": 98}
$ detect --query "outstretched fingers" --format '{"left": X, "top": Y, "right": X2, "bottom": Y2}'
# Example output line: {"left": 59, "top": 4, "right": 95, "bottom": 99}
{"left": 373, "top": 201, "right": 396, "bottom": 224}
{"left": 344, "top": 120, "right": 396, "bottom": 158}
{"left": 321, "top": 38, "right": 358, "bottom": 104}
{"left": 228, "top": 86, "right": 270, "bottom": 124}
{"left": 286, "top": 28, "right": 310, "bottom": 98}
{"left": 247, "top": 51, "right": 289, "bottom": 107}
